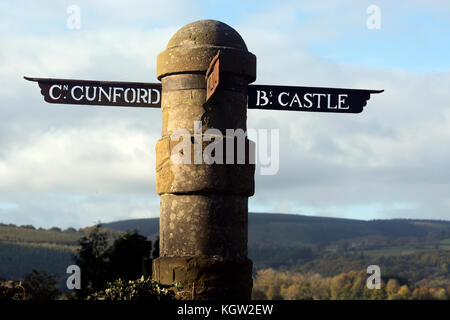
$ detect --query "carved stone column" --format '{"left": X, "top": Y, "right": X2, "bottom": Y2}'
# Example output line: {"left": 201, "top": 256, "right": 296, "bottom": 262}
{"left": 152, "top": 19, "right": 256, "bottom": 300}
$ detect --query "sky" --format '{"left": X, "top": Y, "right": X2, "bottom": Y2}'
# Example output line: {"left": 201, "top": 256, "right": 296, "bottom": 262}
{"left": 0, "top": 0, "right": 450, "bottom": 228}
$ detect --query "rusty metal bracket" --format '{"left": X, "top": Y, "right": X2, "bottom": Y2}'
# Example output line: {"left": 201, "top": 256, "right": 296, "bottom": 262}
{"left": 205, "top": 50, "right": 221, "bottom": 102}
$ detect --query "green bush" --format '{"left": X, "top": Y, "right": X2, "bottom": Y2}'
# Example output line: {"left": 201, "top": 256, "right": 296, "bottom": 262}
{"left": 0, "top": 270, "right": 60, "bottom": 300}
{"left": 22, "top": 270, "right": 60, "bottom": 300}
{"left": 87, "top": 276, "right": 176, "bottom": 300}
{"left": 0, "top": 280, "right": 26, "bottom": 300}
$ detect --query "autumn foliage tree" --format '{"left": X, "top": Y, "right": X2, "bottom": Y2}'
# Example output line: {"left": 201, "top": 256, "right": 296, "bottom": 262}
{"left": 252, "top": 268, "right": 450, "bottom": 300}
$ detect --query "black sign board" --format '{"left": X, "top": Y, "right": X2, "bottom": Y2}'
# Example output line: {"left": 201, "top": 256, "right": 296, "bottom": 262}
{"left": 24, "top": 77, "right": 161, "bottom": 108}
{"left": 248, "top": 85, "right": 383, "bottom": 113}
{"left": 25, "top": 77, "right": 382, "bottom": 113}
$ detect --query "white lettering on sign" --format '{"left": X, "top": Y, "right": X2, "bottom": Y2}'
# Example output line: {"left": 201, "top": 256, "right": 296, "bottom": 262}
{"left": 44, "top": 85, "right": 162, "bottom": 105}
{"left": 256, "top": 90, "right": 270, "bottom": 107}
{"left": 290, "top": 93, "right": 302, "bottom": 108}
{"left": 270, "top": 92, "right": 350, "bottom": 110}
{"left": 313, "top": 93, "right": 326, "bottom": 108}
{"left": 124, "top": 88, "right": 136, "bottom": 103}
{"left": 338, "top": 94, "right": 349, "bottom": 109}
{"left": 113, "top": 87, "right": 124, "bottom": 103}
{"left": 71, "top": 86, "right": 84, "bottom": 101}
{"left": 49, "top": 85, "right": 62, "bottom": 100}
{"left": 304, "top": 93, "right": 313, "bottom": 108}
{"left": 85, "top": 86, "right": 97, "bottom": 101}
{"left": 99, "top": 87, "right": 112, "bottom": 102}
{"left": 151, "top": 88, "right": 161, "bottom": 105}
{"left": 278, "top": 92, "right": 289, "bottom": 107}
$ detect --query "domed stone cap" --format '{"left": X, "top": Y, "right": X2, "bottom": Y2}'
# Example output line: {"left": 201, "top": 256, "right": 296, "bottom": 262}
{"left": 157, "top": 20, "right": 256, "bottom": 81}
{"left": 166, "top": 20, "right": 248, "bottom": 51}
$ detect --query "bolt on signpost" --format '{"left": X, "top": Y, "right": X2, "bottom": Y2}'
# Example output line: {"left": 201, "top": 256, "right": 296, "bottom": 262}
{"left": 25, "top": 20, "right": 383, "bottom": 300}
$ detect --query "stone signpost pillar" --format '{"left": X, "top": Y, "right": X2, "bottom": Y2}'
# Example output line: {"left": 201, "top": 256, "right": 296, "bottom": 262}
{"left": 152, "top": 20, "right": 256, "bottom": 299}
{"left": 25, "top": 15, "right": 383, "bottom": 302}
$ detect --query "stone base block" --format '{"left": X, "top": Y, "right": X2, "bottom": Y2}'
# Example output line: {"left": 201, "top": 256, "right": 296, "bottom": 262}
{"left": 152, "top": 256, "right": 253, "bottom": 300}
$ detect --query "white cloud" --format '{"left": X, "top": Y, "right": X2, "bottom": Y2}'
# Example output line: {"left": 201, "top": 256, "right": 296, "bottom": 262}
{"left": 246, "top": 30, "right": 450, "bottom": 221}
{"left": 0, "top": 123, "right": 158, "bottom": 193}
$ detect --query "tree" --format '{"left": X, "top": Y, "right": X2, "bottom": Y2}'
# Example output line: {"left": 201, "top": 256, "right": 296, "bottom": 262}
{"left": 20, "top": 225, "right": 35, "bottom": 230}
{"left": 0, "top": 271, "right": 59, "bottom": 300}
{"left": 386, "top": 279, "right": 400, "bottom": 300}
{"left": 74, "top": 224, "right": 110, "bottom": 297}
{"left": 433, "top": 288, "right": 448, "bottom": 300}
{"left": 73, "top": 226, "right": 159, "bottom": 299}
{"left": 152, "top": 237, "right": 160, "bottom": 261}
{"left": 252, "top": 288, "right": 267, "bottom": 300}
{"left": 412, "top": 287, "right": 434, "bottom": 300}
{"left": 107, "top": 230, "right": 153, "bottom": 281}
{"left": 397, "top": 285, "right": 411, "bottom": 300}
{"left": 22, "top": 270, "right": 60, "bottom": 300}
{"left": 0, "top": 279, "right": 25, "bottom": 300}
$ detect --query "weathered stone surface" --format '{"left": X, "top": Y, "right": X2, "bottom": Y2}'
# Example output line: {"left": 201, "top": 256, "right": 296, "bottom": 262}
{"left": 160, "top": 85, "right": 248, "bottom": 136}
{"left": 158, "top": 47, "right": 256, "bottom": 82}
{"left": 153, "top": 256, "right": 253, "bottom": 300}
{"left": 166, "top": 20, "right": 248, "bottom": 51}
{"left": 157, "top": 20, "right": 256, "bottom": 81}
{"left": 154, "top": 19, "right": 256, "bottom": 300}
{"left": 159, "top": 194, "right": 248, "bottom": 259}
{"left": 155, "top": 136, "right": 255, "bottom": 196}
{"left": 160, "top": 72, "right": 249, "bottom": 138}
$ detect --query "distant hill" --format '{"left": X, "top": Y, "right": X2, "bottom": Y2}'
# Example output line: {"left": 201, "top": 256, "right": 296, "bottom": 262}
{"left": 1, "top": 213, "right": 449, "bottom": 285}
{"left": 0, "top": 224, "right": 121, "bottom": 287}
{"left": 103, "top": 213, "right": 450, "bottom": 272}
{"left": 103, "top": 213, "right": 450, "bottom": 246}
{"left": 103, "top": 218, "right": 159, "bottom": 239}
